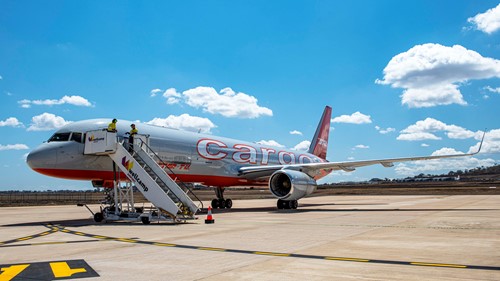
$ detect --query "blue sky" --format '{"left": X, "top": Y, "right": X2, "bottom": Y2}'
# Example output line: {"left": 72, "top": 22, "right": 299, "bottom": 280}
{"left": 1, "top": 1, "right": 500, "bottom": 191}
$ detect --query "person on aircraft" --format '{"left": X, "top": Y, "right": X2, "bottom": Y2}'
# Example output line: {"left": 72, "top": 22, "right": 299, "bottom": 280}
{"left": 107, "top": 118, "right": 117, "bottom": 132}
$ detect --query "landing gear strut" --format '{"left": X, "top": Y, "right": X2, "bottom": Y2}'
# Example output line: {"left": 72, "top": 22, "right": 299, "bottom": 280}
{"left": 211, "top": 187, "right": 233, "bottom": 209}
{"left": 277, "top": 199, "right": 298, "bottom": 210}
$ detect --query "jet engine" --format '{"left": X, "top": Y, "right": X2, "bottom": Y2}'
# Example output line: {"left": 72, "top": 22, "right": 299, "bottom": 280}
{"left": 269, "top": 169, "right": 317, "bottom": 201}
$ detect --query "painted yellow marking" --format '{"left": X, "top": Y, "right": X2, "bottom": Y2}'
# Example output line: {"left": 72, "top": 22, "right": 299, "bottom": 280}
{"left": 61, "top": 229, "right": 70, "bottom": 233}
{"left": 34, "top": 242, "right": 68, "bottom": 245}
{"left": 198, "top": 247, "right": 226, "bottom": 252}
{"left": 411, "top": 262, "right": 467, "bottom": 268}
{"left": 325, "top": 257, "right": 370, "bottom": 262}
{"left": 254, "top": 251, "right": 290, "bottom": 257}
{"left": 116, "top": 238, "right": 137, "bottom": 243}
{"left": 39, "top": 232, "right": 50, "bottom": 236}
{"left": 73, "top": 232, "right": 86, "bottom": 236}
{"left": 153, "top": 243, "right": 176, "bottom": 247}
{"left": 17, "top": 237, "right": 32, "bottom": 241}
{"left": 49, "top": 262, "right": 86, "bottom": 278}
{"left": 92, "top": 235, "right": 108, "bottom": 239}
{"left": 0, "top": 264, "right": 30, "bottom": 281}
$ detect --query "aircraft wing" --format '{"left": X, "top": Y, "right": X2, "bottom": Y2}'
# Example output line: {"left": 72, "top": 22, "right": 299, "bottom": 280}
{"left": 239, "top": 136, "right": 484, "bottom": 179}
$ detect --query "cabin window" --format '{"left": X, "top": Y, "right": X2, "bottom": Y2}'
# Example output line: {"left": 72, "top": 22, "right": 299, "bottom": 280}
{"left": 70, "top": 132, "right": 83, "bottom": 143}
{"left": 48, "top": 132, "right": 71, "bottom": 142}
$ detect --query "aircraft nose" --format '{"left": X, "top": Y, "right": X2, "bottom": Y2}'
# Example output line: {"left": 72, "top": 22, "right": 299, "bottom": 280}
{"left": 26, "top": 144, "right": 57, "bottom": 170}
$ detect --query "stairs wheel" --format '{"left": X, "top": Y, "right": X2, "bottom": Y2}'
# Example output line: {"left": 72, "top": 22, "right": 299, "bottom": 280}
{"left": 141, "top": 217, "right": 151, "bottom": 225}
{"left": 94, "top": 212, "right": 104, "bottom": 222}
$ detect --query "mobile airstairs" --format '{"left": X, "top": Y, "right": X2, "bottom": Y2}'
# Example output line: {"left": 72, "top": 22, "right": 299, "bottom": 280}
{"left": 82, "top": 130, "right": 203, "bottom": 224}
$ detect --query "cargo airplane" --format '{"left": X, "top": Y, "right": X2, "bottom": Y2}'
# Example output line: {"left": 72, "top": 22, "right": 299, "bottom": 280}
{"left": 27, "top": 106, "right": 483, "bottom": 210}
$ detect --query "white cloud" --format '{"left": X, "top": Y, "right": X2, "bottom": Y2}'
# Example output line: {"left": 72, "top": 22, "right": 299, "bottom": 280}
{"left": 163, "top": 88, "right": 182, "bottom": 104}
{"left": 290, "top": 130, "right": 303, "bottom": 135}
{"left": 256, "top": 140, "right": 285, "bottom": 148}
{"left": 395, "top": 148, "right": 496, "bottom": 176}
{"left": 181, "top": 87, "right": 273, "bottom": 118}
{"left": 292, "top": 140, "right": 311, "bottom": 151}
{"left": 398, "top": 118, "right": 477, "bottom": 141}
{"left": 467, "top": 4, "right": 500, "bottom": 34}
{"left": 0, "top": 117, "right": 23, "bottom": 127}
{"left": 375, "top": 126, "right": 395, "bottom": 134}
{"left": 421, "top": 143, "right": 430, "bottom": 147}
{"left": 146, "top": 114, "right": 216, "bottom": 134}
{"left": 484, "top": 86, "right": 500, "bottom": 93}
{"left": 376, "top": 43, "right": 500, "bottom": 108}
{"left": 331, "top": 112, "right": 372, "bottom": 124}
{"left": 27, "top": 113, "right": 72, "bottom": 131}
{"left": 468, "top": 128, "right": 500, "bottom": 154}
{"left": 19, "top": 95, "right": 92, "bottom": 108}
{"left": 150, "top": 88, "right": 162, "bottom": 97}
{"left": 0, "top": 144, "right": 29, "bottom": 151}
{"left": 353, "top": 144, "right": 369, "bottom": 150}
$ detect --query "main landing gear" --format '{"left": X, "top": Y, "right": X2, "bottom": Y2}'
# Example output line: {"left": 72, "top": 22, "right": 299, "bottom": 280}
{"left": 277, "top": 199, "right": 298, "bottom": 209}
{"left": 211, "top": 187, "right": 233, "bottom": 209}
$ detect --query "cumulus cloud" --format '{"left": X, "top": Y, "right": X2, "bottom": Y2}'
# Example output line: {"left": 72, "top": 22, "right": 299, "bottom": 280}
{"left": 353, "top": 144, "right": 369, "bottom": 150}
{"left": 256, "top": 140, "right": 285, "bottom": 148}
{"left": 468, "top": 128, "right": 500, "bottom": 154}
{"left": 292, "top": 140, "right": 311, "bottom": 151}
{"left": 290, "top": 130, "right": 303, "bottom": 135}
{"left": 484, "top": 86, "right": 500, "bottom": 93}
{"left": 331, "top": 112, "right": 372, "bottom": 124}
{"left": 150, "top": 88, "right": 162, "bottom": 97}
{"left": 376, "top": 43, "right": 500, "bottom": 108}
{"left": 467, "top": 4, "right": 500, "bottom": 34}
{"left": 27, "top": 113, "right": 72, "bottom": 131}
{"left": 397, "top": 118, "right": 476, "bottom": 141}
{"left": 375, "top": 126, "right": 395, "bottom": 134}
{"left": 0, "top": 117, "right": 23, "bottom": 127}
{"left": 163, "top": 88, "right": 182, "bottom": 104}
{"left": 146, "top": 114, "right": 216, "bottom": 134}
{"left": 395, "top": 148, "right": 496, "bottom": 176}
{"left": 421, "top": 143, "right": 430, "bottom": 147}
{"left": 161, "top": 86, "right": 272, "bottom": 118}
{"left": 19, "top": 95, "right": 92, "bottom": 108}
{"left": 0, "top": 144, "right": 29, "bottom": 151}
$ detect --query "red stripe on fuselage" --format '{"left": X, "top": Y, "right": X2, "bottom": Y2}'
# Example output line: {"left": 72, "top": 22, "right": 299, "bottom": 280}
{"left": 32, "top": 168, "right": 268, "bottom": 187}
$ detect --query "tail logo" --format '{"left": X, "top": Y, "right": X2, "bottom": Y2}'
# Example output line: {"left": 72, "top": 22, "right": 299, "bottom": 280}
{"left": 121, "top": 156, "right": 134, "bottom": 171}
{"left": 88, "top": 135, "right": 95, "bottom": 142}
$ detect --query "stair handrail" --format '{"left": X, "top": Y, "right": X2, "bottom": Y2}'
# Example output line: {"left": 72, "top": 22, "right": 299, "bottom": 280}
{"left": 133, "top": 138, "right": 204, "bottom": 211}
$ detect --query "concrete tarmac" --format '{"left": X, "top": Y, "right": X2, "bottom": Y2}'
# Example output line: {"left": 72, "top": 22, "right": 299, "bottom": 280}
{"left": 1, "top": 195, "right": 499, "bottom": 280}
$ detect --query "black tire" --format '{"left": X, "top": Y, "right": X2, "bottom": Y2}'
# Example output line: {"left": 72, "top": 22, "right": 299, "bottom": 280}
{"left": 211, "top": 198, "right": 219, "bottom": 209}
{"left": 225, "top": 199, "right": 233, "bottom": 209}
{"left": 141, "top": 217, "right": 150, "bottom": 225}
{"left": 289, "top": 200, "right": 298, "bottom": 209}
{"left": 218, "top": 198, "right": 226, "bottom": 209}
{"left": 94, "top": 212, "right": 104, "bottom": 222}
{"left": 277, "top": 199, "right": 285, "bottom": 209}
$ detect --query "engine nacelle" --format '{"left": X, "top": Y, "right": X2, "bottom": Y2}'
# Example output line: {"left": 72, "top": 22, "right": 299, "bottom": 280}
{"left": 269, "top": 169, "right": 317, "bottom": 201}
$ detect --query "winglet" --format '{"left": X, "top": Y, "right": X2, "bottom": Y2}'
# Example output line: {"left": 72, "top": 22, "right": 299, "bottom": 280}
{"left": 308, "top": 106, "right": 332, "bottom": 160}
{"left": 473, "top": 130, "right": 486, "bottom": 155}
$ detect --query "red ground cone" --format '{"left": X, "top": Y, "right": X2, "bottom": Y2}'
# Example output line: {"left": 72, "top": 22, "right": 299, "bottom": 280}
{"left": 205, "top": 206, "right": 215, "bottom": 224}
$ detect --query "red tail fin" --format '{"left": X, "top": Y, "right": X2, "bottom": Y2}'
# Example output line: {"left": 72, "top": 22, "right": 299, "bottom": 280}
{"left": 308, "top": 106, "right": 331, "bottom": 160}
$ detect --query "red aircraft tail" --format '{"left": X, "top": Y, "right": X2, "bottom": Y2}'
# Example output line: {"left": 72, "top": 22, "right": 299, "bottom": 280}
{"left": 307, "top": 106, "right": 332, "bottom": 160}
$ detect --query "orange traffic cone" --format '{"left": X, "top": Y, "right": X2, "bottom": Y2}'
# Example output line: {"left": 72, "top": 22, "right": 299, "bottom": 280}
{"left": 205, "top": 206, "right": 215, "bottom": 224}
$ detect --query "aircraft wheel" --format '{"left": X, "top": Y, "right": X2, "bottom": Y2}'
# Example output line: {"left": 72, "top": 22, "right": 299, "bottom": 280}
{"left": 289, "top": 200, "right": 298, "bottom": 209}
{"left": 93, "top": 212, "right": 104, "bottom": 222}
{"left": 225, "top": 199, "right": 233, "bottom": 209}
{"left": 211, "top": 198, "right": 219, "bottom": 209}
{"left": 141, "top": 217, "right": 151, "bottom": 225}
{"left": 218, "top": 198, "right": 226, "bottom": 209}
{"left": 277, "top": 199, "right": 287, "bottom": 209}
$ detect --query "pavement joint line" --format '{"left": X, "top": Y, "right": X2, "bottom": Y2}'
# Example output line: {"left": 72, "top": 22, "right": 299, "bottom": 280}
{"left": 50, "top": 225, "right": 500, "bottom": 272}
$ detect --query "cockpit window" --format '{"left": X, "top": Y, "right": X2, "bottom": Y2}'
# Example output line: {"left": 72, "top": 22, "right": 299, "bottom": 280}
{"left": 70, "top": 132, "right": 83, "bottom": 143}
{"left": 48, "top": 133, "right": 71, "bottom": 142}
